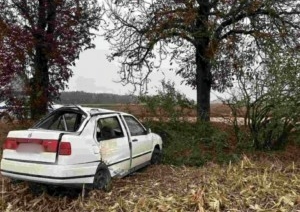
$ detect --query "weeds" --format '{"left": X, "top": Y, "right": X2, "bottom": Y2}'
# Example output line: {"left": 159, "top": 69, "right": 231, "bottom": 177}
{"left": 1, "top": 157, "right": 300, "bottom": 211}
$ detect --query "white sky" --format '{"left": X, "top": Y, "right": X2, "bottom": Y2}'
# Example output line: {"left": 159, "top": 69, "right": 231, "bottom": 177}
{"left": 67, "top": 35, "right": 202, "bottom": 100}
{"left": 67, "top": 0, "right": 223, "bottom": 102}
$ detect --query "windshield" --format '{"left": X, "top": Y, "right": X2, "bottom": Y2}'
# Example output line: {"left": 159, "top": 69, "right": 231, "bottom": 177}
{"left": 33, "top": 109, "right": 87, "bottom": 132}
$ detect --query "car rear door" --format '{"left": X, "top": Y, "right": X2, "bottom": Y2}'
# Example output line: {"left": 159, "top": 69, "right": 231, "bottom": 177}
{"left": 95, "top": 114, "right": 131, "bottom": 177}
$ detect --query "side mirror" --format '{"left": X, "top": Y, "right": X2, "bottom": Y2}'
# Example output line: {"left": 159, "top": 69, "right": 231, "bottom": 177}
{"left": 147, "top": 128, "right": 151, "bottom": 134}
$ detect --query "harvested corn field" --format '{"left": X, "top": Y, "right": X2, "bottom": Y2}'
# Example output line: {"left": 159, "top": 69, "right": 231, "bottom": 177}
{"left": 1, "top": 156, "right": 300, "bottom": 211}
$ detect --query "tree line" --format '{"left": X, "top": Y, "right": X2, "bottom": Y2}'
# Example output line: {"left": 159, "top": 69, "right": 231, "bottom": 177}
{"left": 57, "top": 91, "right": 137, "bottom": 105}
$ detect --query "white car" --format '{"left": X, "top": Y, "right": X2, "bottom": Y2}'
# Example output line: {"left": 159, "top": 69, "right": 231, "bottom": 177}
{"left": 1, "top": 105, "right": 162, "bottom": 191}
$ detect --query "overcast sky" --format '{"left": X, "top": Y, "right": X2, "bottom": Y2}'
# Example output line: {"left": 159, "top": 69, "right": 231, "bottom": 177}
{"left": 67, "top": 14, "right": 222, "bottom": 101}
{"left": 66, "top": 35, "right": 206, "bottom": 100}
{"left": 66, "top": 0, "right": 223, "bottom": 101}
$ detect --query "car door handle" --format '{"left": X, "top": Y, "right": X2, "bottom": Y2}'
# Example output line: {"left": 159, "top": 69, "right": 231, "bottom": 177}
{"left": 132, "top": 139, "right": 138, "bottom": 142}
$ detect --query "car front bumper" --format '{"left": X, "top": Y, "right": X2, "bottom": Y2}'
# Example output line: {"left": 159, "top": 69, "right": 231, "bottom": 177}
{"left": 1, "top": 159, "right": 98, "bottom": 185}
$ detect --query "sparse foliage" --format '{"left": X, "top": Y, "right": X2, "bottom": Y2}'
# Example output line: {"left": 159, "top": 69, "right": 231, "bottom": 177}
{"left": 139, "top": 80, "right": 195, "bottom": 123}
{"left": 101, "top": 0, "right": 300, "bottom": 121}
{"left": 225, "top": 44, "right": 300, "bottom": 150}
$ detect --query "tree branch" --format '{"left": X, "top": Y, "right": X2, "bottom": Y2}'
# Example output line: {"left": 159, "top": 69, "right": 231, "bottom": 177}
{"left": 221, "top": 29, "right": 256, "bottom": 40}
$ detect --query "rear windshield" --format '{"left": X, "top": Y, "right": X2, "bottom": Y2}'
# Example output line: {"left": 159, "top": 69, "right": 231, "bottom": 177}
{"left": 34, "top": 110, "right": 87, "bottom": 132}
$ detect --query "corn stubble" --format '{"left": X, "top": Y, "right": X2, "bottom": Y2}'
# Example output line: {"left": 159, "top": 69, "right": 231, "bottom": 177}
{"left": 1, "top": 156, "right": 300, "bottom": 211}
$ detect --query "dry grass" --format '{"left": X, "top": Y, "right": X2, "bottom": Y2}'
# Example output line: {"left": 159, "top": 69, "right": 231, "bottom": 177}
{"left": 1, "top": 119, "right": 300, "bottom": 211}
{"left": 1, "top": 156, "right": 300, "bottom": 211}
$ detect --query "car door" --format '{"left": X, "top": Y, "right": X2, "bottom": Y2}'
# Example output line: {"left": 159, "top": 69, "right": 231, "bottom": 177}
{"left": 123, "top": 115, "right": 153, "bottom": 168}
{"left": 95, "top": 114, "right": 131, "bottom": 177}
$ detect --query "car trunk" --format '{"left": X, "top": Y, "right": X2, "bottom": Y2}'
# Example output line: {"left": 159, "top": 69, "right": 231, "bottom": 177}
{"left": 2, "top": 130, "right": 64, "bottom": 164}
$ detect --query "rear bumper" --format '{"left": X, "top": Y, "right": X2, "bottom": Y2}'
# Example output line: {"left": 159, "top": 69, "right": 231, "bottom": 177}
{"left": 1, "top": 159, "right": 98, "bottom": 185}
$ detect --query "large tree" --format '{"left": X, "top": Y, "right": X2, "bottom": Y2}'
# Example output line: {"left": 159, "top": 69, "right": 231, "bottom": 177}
{"left": 101, "top": 0, "right": 300, "bottom": 121}
{"left": 0, "top": 0, "right": 101, "bottom": 119}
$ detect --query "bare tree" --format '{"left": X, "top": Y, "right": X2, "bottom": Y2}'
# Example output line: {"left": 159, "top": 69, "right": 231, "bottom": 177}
{"left": 101, "top": 0, "right": 300, "bottom": 121}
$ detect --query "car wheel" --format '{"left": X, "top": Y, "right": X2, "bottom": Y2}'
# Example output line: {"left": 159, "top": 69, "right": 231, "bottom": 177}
{"left": 0, "top": 112, "right": 12, "bottom": 123}
{"left": 151, "top": 148, "right": 162, "bottom": 165}
{"left": 93, "top": 165, "right": 112, "bottom": 192}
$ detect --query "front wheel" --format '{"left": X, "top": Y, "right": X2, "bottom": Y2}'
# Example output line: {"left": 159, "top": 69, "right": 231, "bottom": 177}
{"left": 93, "top": 165, "right": 112, "bottom": 192}
{"left": 151, "top": 148, "right": 162, "bottom": 165}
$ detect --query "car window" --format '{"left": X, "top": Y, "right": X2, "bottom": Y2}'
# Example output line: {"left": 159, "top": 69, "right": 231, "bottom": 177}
{"left": 36, "top": 111, "right": 86, "bottom": 132}
{"left": 96, "top": 116, "right": 124, "bottom": 141}
{"left": 123, "top": 116, "right": 146, "bottom": 136}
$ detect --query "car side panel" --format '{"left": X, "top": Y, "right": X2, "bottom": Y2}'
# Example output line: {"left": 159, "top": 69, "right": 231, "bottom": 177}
{"left": 95, "top": 114, "right": 131, "bottom": 177}
{"left": 130, "top": 134, "right": 153, "bottom": 168}
{"left": 57, "top": 118, "right": 100, "bottom": 165}
{"left": 1, "top": 159, "right": 96, "bottom": 184}
{"left": 99, "top": 137, "right": 131, "bottom": 177}
{"left": 120, "top": 115, "right": 154, "bottom": 168}
{"left": 151, "top": 133, "right": 163, "bottom": 150}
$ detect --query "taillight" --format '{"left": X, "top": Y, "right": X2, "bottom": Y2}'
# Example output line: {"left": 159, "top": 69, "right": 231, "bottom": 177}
{"left": 3, "top": 138, "right": 58, "bottom": 152}
{"left": 58, "top": 142, "right": 71, "bottom": 155}
{"left": 42, "top": 140, "right": 58, "bottom": 152}
{"left": 18, "top": 138, "right": 43, "bottom": 144}
{"left": 2, "top": 138, "right": 71, "bottom": 155}
{"left": 3, "top": 138, "right": 18, "bottom": 150}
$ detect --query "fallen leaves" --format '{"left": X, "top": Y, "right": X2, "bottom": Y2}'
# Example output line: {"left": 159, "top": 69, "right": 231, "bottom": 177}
{"left": 1, "top": 156, "right": 300, "bottom": 211}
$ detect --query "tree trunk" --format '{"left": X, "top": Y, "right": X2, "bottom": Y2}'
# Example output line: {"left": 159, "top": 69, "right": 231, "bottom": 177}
{"left": 29, "top": 0, "right": 50, "bottom": 119}
{"left": 30, "top": 45, "right": 49, "bottom": 119}
{"left": 195, "top": 44, "right": 212, "bottom": 122}
{"left": 195, "top": 0, "right": 212, "bottom": 122}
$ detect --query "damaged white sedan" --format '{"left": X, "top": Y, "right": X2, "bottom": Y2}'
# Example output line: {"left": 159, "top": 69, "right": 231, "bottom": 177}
{"left": 1, "top": 106, "right": 162, "bottom": 191}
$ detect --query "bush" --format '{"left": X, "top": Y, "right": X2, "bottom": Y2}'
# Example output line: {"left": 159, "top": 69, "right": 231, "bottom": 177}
{"left": 140, "top": 80, "right": 238, "bottom": 166}
{"left": 145, "top": 120, "right": 235, "bottom": 166}
{"left": 139, "top": 80, "right": 195, "bottom": 123}
{"left": 224, "top": 44, "right": 300, "bottom": 150}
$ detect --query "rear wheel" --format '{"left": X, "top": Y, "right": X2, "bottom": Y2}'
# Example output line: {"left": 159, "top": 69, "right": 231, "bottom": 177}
{"left": 93, "top": 165, "right": 112, "bottom": 192}
{"left": 151, "top": 148, "right": 162, "bottom": 165}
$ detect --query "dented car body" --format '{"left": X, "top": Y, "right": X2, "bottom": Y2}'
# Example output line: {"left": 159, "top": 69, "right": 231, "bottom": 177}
{"left": 1, "top": 106, "right": 162, "bottom": 189}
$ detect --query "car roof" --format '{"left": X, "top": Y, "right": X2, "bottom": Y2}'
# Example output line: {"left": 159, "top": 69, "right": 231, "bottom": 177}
{"left": 58, "top": 105, "right": 131, "bottom": 117}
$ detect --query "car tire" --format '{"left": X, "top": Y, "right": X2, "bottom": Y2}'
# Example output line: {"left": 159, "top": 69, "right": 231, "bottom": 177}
{"left": 93, "top": 164, "right": 112, "bottom": 192}
{"left": 151, "top": 148, "right": 162, "bottom": 165}
{"left": 0, "top": 112, "right": 12, "bottom": 123}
